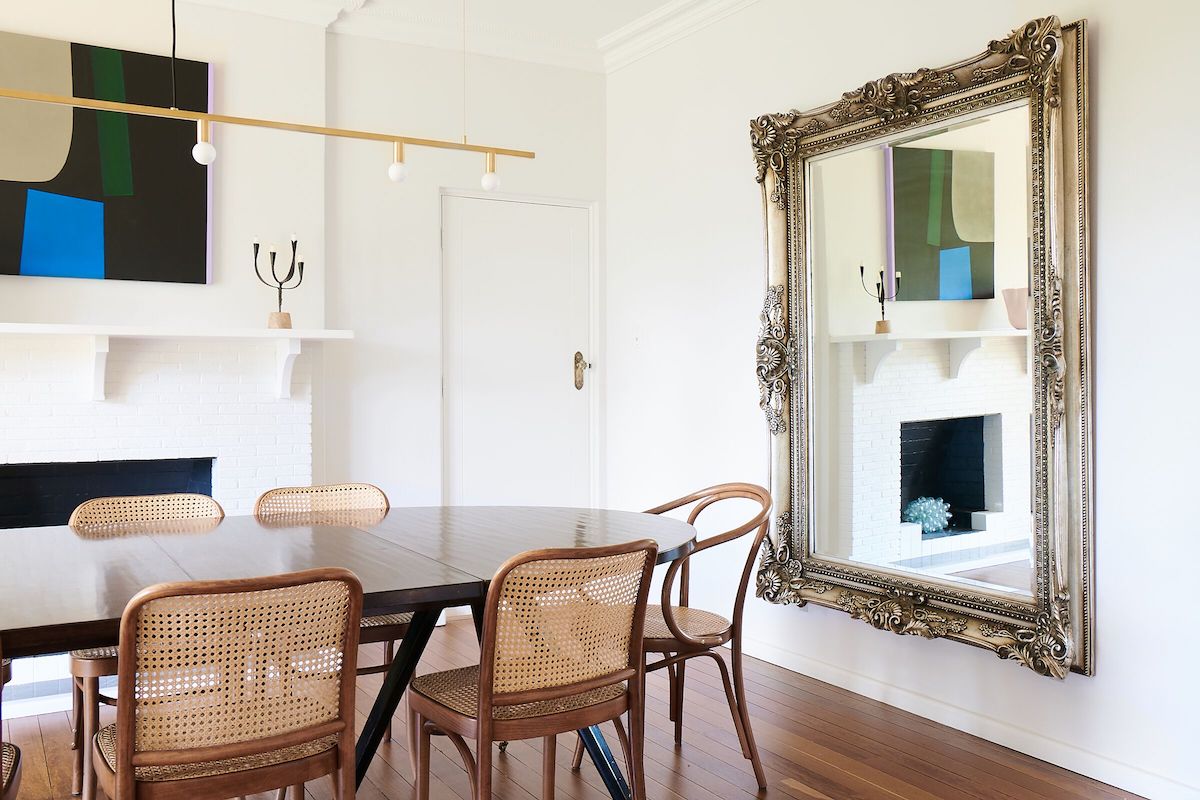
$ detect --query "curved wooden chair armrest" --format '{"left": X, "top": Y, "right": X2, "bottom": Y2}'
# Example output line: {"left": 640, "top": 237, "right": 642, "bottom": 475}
{"left": 651, "top": 483, "right": 772, "bottom": 648}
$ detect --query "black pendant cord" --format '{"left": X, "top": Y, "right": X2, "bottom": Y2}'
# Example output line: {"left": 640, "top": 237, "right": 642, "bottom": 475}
{"left": 170, "top": 0, "right": 178, "bottom": 110}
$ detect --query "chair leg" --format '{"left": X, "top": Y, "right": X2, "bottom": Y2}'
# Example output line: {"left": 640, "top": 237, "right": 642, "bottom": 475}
{"left": 731, "top": 643, "right": 767, "bottom": 790}
{"left": 290, "top": 782, "right": 306, "bottom": 799}
{"left": 542, "top": 735, "right": 556, "bottom": 800}
{"left": 673, "top": 659, "right": 687, "bottom": 745}
{"left": 383, "top": 639, "right": 395, "bottom": 741}
{"left": 408, "top": 699, "right": 421, "bottom": 781}
{"left": 569, "top": 732, "right": 585, "bottom": 771}
{"left": 476, "top": 730, "right": 493, "bottom": 800}
{"left": 611, "top": 716, "right": 633, "bottom": 775}
{"left": 274, "top": 789, "right": 286, "bottom": 800}
{"left": 628, "top": 679, "right": 648, "bottom": 800}
{"left": 81, "top": 677, "right": 99, "bottom": 800}
{"left": 415, "top": 715, "right": 431, "bottom": 800}
{"left": 666, "top": 660, "right": 677, "bottom": 722}
{"left": 71, "top": 678, "right": 83, "bottom": 794}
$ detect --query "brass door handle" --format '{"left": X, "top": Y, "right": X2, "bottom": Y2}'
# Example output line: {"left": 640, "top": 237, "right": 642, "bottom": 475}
{"left": 573, "top": 351, "right": 589, "bottom": 390}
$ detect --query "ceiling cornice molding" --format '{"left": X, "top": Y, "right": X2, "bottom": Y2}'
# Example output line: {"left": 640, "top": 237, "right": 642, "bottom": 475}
{"left": 181, "top": 0, "right": 365, "bottom": 28}
{"left": 598, "top": 0, "right": 761, "bottom": 73}
{"left": 326, "top": 7, "right": 603, "bottom": 73}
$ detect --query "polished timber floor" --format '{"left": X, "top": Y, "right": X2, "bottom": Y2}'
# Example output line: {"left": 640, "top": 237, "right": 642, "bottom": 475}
{"left": 4, "top": 619, "right": 1139, "bottom": 800}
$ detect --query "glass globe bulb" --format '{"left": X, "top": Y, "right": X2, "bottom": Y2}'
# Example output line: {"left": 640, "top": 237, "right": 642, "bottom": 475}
{"left": 192, "top": 141, "right": 217, "bottom": 166}
{"left": 480, "top": 171, "right": 501, "bottom": 191}
{"left": 387, "top": 161, "right": 409, "bottom": 183}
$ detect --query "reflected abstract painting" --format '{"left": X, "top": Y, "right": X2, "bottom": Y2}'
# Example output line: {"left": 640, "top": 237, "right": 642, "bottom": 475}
{"left": 0, "top": 32, "right": 210, "bottom": 283}
{"left": 888, "top": 145, "right": 995, "bottom": 301}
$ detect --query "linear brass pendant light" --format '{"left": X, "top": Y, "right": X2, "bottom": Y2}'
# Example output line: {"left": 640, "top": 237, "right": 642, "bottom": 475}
{"left": 0, "top": 0, "right": 534, "bottom": 180}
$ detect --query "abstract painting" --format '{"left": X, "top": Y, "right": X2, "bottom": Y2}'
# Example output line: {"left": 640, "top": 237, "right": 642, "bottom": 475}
{"left": 0, "top": 32, "right": 210, "bottom": 283}
{"left": 886, "top": 145, "right": 995, "bottom": 301}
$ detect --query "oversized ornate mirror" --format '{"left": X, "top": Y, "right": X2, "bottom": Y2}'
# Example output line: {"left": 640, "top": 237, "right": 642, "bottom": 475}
{"left": 752, "top": 17, "right": 1092, "bottom": 677}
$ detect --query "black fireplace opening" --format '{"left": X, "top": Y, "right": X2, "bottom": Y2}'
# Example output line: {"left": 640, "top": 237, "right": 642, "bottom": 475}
{"left": 0, "top": 458, "right": 214, "bottom": 529}
{"left": 900, "top": 416, "right": 993, "bottom": 534}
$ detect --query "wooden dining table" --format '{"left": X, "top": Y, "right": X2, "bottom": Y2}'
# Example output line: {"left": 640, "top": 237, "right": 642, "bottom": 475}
{"left": 0, "top": 505, "right": 696, "bottom": 800}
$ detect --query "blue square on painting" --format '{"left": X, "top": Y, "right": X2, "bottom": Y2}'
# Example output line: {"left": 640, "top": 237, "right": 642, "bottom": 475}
{"left": 938, "top": 246, "right": 972, "bottom": 300}
{"left": 20, "top": 190, "right": 105, "bottom": 279}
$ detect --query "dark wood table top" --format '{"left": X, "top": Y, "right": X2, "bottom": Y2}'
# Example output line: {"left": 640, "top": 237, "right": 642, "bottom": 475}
{"left": 0, "top": 506, "right": 695, "bottom": 658}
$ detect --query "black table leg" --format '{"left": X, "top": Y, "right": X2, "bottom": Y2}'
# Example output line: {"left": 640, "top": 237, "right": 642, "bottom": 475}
{"left": 578, "top": 724, "right": 632, "bottom": 800}
{"left": 355, "top": 608, "right": 440, "bottom": 787}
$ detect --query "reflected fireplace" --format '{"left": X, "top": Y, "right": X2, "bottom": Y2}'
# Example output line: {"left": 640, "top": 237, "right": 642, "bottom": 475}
{"left": 900, "top": 415, "right": 1001, "bottom": 534}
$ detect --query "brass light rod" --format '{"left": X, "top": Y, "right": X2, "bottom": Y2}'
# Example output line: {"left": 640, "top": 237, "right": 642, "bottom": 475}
{"left": 0, "top": 86, "right": 535, "bottom": 159}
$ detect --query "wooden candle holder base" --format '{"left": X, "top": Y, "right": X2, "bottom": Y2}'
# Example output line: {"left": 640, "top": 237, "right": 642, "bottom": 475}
{"left": 268, "top": 312, "right": 293, "bottom": 329}
{"left": 875, "top": 319, "right": 891, "bottom": 334}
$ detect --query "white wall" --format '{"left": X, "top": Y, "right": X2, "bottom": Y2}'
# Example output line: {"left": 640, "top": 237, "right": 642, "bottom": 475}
{"left": 0, "top": 0, "right": 327, "bottom": 327}
{"left": 318, "top": 35, "right": 605, "bottom": 504}
{"left": 604, "top": 2, "right": 1200, "bottom": 798}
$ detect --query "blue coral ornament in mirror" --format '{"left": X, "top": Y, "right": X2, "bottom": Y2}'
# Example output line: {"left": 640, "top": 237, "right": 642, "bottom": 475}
{"left": 903, "top": 496, "right": 951, "bottom": 534}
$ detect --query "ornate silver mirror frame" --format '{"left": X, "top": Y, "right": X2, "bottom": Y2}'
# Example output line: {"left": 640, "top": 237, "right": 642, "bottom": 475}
{"left": 751, "top": 17, "right": 1092, "bottom": 678}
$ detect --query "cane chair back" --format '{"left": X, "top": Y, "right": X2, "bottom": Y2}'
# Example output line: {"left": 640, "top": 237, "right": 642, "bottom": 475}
{"left": 254, "top": 483, "right": 389, "bottom": 516}
{"left": 106, "top": 569, "right": 362, "bottom": 799}
{"left": 480, "top": 542, "right": 657, "bottom": 708}
{"left": 69, "top": 493, "right": 224, "bottom": 528}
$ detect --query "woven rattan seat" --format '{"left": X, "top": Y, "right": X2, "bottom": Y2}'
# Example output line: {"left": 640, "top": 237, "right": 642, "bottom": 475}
{"left": 1, "top": 742, "right": 18, "bottom": 796}
{"left": 69, "top": 646, "right": 119, "bottom": 661}
{"left": 362, "top": 612, "right": 414, "bottom": 629}
{"left": 413, "top": 665, "right": 625, "bottom": 720}
{"left": 643, "top": 604, "right": 730, "bottom": 642}
{"left": 96, "top": 724, "right": 338, "bottom": 782}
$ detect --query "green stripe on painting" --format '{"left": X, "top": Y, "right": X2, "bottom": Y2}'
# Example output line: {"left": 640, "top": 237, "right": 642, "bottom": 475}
{"left": 89, "top": 47, "right": 134, "bottom": 197}
{"left": 925, "top": 149, "right": 944, "bottom": 248}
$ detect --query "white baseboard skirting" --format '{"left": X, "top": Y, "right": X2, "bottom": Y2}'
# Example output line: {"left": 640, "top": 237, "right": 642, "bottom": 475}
{"left": 741, "top": 636, "right": 1196, "bottom": 800}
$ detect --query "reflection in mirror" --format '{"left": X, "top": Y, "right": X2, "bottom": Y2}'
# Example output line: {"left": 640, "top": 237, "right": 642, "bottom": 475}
{"left": 808, "top": 102, "right": 1034, "bottom": 598}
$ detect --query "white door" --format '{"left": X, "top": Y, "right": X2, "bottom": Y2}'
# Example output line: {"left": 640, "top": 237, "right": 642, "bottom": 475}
{"left": 442, "top": 193, "right": 593, "bottom": 507}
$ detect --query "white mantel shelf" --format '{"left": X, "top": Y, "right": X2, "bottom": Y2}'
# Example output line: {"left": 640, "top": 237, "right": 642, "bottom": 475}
{"left": 0, "top": 323, "right": 353, "bottom": 400}
{"left": 828, "top": 329, "right": 1028, "bottom": 383}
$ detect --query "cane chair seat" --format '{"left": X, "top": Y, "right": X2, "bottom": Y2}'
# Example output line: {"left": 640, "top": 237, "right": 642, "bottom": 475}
{"left": 643, "top": 604, "right": 731, "bottom": 644}
{"left": 412, "top": 665, "right": 626, "bottom": 721}
{"left": 69, "top": 646, "right": 119, "bottom": 661}
{"left": 361, "top": 612, "right": 414, "bottom": 629}
{"left": 95, "top": 724, "right": 338, "bottom": 782}
{"left": 1, "top": 742, "right": 18, "bottom": 795}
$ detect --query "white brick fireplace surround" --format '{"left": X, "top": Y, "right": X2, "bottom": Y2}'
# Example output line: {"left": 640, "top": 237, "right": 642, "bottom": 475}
{"left": 0, "top": 332, "right": 340, "bottom": 514}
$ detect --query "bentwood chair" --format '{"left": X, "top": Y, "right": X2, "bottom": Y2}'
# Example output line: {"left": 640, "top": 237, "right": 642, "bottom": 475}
{"left": 409, "top": 540, "right": 659, "bottom": 800}
{"left": 68, "top": 492, "right": 225, "bottom": 800}
{"left": 571, "top": 482, "right": 772, "bottom": 789}
{"left": 2, "top": 649, "right": 22, "bottom": 800}
{"left": 254, "top": 483, "right": 410, "bottom": 738}
{"left": 91, "top": 568, "right": 362, "bottom": 800}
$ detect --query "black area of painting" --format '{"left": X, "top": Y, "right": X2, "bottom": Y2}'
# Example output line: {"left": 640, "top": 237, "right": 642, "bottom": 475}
{"left": 900, "top": 415, "right": 986, "bottom": 529}
{"left": 0, "top": 457, "right": 214, "bottom": 529}
{"left": 0, "top": 40, "right": 208, "bottom": 283}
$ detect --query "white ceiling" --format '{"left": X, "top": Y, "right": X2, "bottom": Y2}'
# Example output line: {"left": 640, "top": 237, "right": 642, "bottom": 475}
{"left": 187, "top": 0, "right": 756, "bottom": 72}
{"left": 343, "top": 0, "right": 667, "bottom": 47}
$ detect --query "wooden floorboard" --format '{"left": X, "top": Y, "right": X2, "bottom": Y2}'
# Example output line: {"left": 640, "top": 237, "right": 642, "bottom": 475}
{"left": 4, "top": 618, "right": 1139, "bottom": 800}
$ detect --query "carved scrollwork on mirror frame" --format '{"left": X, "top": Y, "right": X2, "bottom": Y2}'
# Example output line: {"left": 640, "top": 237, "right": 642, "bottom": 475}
{"left": 750, "top": 17, "right": 1093, "bottom": 678}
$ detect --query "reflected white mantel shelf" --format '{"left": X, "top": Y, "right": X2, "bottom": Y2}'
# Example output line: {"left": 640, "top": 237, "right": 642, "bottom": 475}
{"left": 0, "top": 323, "right": 353, "bottom": 401}
{"left": 828, "top": 329, "right": 1028, "bottom": 383}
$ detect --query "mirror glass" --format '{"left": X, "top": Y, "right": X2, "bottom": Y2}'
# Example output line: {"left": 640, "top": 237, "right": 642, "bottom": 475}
{"left": 808, "top": 102, "right": 1034, "bottom": 598}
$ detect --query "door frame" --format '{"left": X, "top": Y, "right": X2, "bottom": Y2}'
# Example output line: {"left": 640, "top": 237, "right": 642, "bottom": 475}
{"left": 438, "top": 187, "right": 603, "bottom": 508}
